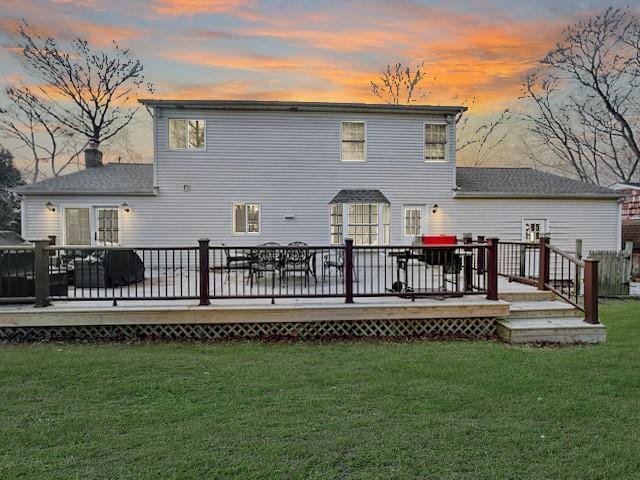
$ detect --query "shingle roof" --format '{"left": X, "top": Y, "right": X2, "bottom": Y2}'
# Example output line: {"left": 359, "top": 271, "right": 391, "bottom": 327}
{"left": 15, "top": 164, "right": 155, "bottom": 196}
{"left": 16, "top": 163, "right": 620, "bottom": 200}
{"left": 455, "top": 167, "right": 622, "bottom": 199}
{"left": 330, "top": 189, "right": 390, "bottom": 204}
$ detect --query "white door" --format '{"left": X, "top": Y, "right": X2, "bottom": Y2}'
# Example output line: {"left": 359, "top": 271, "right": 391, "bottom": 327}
{"left": 94, "top": 207, "right": 120, "bottom": 246}
{"left": 402, "top": 205, "right": 427, "bottom": 245}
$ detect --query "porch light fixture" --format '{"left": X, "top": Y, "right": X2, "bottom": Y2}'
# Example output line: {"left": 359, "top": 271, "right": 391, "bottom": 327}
{"left": 121, "top": 202, "right": 131, "bottom": 213}
{"left": 46, "top": 201, "right": 56, "bottom": 213}
{"left": 431, "top": 203, "right": 439, "bottom": 214}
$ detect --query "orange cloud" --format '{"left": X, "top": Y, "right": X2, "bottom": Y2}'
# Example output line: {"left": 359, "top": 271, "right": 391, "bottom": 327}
{"left": 148, "top": 0, "right": 254, "bottom": 16}
{"left": 0, "top": 17, "right": 140, "bottom": 47}
{"left": 161, "top": 49, "right": 305, "bottom": 72}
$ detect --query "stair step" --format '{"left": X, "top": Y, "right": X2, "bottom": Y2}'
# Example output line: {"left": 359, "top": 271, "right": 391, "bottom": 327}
{"left": 497, "top": 317, "right": 606, "bottom": 344}
{"left": 499, "top": 291, "right": 556, "bottom": 302}
{"left": 508, "top": 300, "right": 580, "bottom": 319}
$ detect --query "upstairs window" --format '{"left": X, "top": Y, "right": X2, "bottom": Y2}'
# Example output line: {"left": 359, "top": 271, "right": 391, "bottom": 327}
{"left": 424, "top": 123, "right": 447, "bottom": 162}
{"left": 341, "top": 121, "right": 366, "bottom": 161}
{"left": 169, "top": 119, "right": 205, "bottom": 149}
{"left": 233, "top": 203, "right": 260, "bottom": 234}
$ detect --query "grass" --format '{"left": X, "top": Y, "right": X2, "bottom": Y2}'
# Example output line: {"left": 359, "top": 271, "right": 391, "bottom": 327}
{"left": 0, "top": 301, "right": 639, "bottom": 479}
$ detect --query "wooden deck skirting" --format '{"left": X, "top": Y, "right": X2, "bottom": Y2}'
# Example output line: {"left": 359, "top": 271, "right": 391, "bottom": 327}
{"left": 0, "top": 299, "right": 509, "bottom": 342}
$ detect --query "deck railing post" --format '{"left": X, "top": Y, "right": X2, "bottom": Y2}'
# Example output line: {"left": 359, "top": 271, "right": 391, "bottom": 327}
{"left": 584, "top": 259, "right": 599, "bottom": 324}
{"left": 538, "top": 236, "right": 550, "bottom": 291}
{"left": 33, "top": 239, "right": 51, "bottom": 308}
{"left": 344, "top": 238, "right": 354, "bottom": 304}
{"left": 198, "top": 238, "right": 210, "bottom": 306}
{"left": 463, "top": 233, "right": 473, "bottom": 292}
{"left": 486, "top": 237, "right": 499, "bottom": 301}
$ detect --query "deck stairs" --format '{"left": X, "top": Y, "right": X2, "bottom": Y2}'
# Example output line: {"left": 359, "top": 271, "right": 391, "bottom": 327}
{"left": 497, "top": 290, "right": 606, "bottom": 344}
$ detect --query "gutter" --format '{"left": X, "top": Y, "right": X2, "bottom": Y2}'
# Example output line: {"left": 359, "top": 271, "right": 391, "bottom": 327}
{"left": 12, "top": 190, "right": 158, "bottom": 197}
{"left": 138, "top": 99, "right": 467, "bottom": 115}
{"left": 454, "top": 192, "right": 624, "bottom": 200}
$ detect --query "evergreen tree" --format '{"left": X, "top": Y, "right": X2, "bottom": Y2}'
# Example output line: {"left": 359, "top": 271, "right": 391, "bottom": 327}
{"left": 0, "top": 145, "right": 24, "bottom": 232}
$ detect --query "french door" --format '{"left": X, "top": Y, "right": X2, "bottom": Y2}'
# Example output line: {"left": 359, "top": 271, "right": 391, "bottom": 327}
{"left": 401, "top": 205, "right": 427, "bottom": 244}
{"left": 94, "top": 207, "right": 120, "bottom": 246}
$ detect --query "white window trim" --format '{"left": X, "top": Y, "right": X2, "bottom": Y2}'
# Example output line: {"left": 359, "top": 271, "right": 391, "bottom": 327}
{"left": 60, "top": 205, "right": 122, "bottom": 247}
{"left": 521, "top": 217, "right": 549, "bottom": 243}
{"left": 423, "top": 121, "right": 448, "bottom": 163}
{"left": 168, "top": 118, "right": 206, "bottom": 151}
{"left": 340, "top": 120, "right": 367, "bottom": 162}
{"left": 232, "top": 202, "right": 262, "bottom": 236}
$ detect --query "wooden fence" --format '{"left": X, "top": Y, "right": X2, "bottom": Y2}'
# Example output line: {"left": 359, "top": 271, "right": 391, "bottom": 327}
{"left": 588, "top": 241, "right": 633, "bottom": 297}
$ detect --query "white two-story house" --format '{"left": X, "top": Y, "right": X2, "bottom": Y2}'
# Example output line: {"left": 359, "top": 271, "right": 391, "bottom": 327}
{"left": 16, "top": 100, "right": 623, "bottom": 254}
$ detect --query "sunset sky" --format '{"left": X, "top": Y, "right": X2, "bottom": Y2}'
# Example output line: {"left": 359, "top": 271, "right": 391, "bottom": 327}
{"left": 0, "top": 0, "right": 632, "bottom": 164}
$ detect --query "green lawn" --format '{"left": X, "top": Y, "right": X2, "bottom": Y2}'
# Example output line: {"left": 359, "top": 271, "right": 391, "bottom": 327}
{"left": 1, "top": 302, "right": 639, "bottom": 479}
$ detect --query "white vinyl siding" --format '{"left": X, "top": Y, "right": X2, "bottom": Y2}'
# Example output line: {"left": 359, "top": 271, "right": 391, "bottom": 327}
{"left": 341, "top": 121, "right": 366, "bottom": 161}
{"left": 20, "top": 108, "right": 620, "bottom": 255}
{"left": 169, "top": 119, "right": 205, "bottom": 150}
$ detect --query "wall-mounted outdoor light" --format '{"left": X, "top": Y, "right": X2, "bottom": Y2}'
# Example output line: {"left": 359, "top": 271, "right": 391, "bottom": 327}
{"left": 121, "top": 202, "right": 131, "bottom": 213}
{"left": 431, "top": 203, "right": 439, "bottom": 214}
{"left": 46, "top": 201, "right": 56, "bottom": 213}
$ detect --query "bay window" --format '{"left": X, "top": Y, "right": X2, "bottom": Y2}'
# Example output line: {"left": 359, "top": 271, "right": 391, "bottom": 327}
{"left": 330, "top": 204, "right": 343, "bottom": 245}
{"left": 347, "top": 203, "right": 379, "bottom": 246}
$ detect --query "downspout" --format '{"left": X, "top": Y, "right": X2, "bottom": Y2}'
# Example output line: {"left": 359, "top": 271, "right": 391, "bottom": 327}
{"left": 20, "top": 195, "right": 27, "bottom": 239}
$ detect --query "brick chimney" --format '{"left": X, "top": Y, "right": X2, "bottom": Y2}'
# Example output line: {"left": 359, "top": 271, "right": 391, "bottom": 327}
{"left": 84, "top": 140, "right": 103, "bottom": 168}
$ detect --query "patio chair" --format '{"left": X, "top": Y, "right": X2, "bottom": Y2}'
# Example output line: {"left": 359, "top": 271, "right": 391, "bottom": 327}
{"left": 282, "top": 241, "right": 315, "bottom": 287}
{"left": 322, "top": 249, "right": 357, "bottom": 281}
{"left": 221, "top": 243, "right": 253, "bottom": 284}
{"left": 248, "top": 242, "right": 281, "bottom": 288}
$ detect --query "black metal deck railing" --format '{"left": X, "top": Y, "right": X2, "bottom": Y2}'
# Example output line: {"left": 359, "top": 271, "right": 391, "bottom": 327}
{"left": 0, "top": 238, "right": 500, "bottom": 306}
{"left": 497, "top": 237, "right": 600, "bottom": 323}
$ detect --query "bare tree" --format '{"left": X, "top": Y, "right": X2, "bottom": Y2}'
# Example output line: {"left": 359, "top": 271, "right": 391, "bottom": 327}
{"left": 0, "top": 21, "right": 153, "bottom": 181}
{"left": 0, "top": 88, "right": 86, "bottom": 182}
{"left": 370, "top": 63, "right": 510, "bottom": 163}
{"left": 456, "top": 99, "right": 511, "bottom": 166}
{"left": 370, "top": 63, "right": 429, "bottom": 105}
{"left": 102, "top": 127, "right": 145, "bottom": 164}
{"left": 521, "top": 7, "right": 640, "bottom": 184}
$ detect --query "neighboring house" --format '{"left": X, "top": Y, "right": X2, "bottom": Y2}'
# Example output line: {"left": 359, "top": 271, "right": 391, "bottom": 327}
{"left": 15, "top": 100, "right": 623, "bottom": 255}
{"left": 610, "top": 182, "right": 640, "bottom": 221}
{"left": 611, "top": 182, "right": 640, "bottom": 277}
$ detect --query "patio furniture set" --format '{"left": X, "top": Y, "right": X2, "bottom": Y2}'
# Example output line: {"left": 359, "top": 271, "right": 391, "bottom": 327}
{"left": 221, "top": 241, "right": 331, "bottom": 287}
